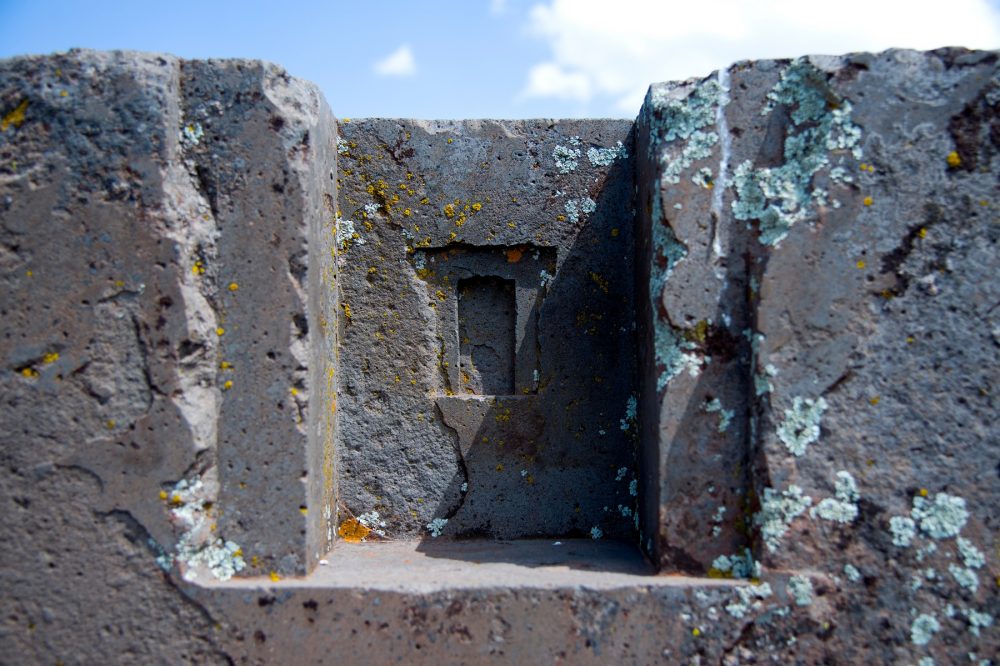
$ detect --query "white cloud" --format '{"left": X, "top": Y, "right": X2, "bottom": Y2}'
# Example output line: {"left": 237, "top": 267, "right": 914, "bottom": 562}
{"left": 373, "top": 44, "right": 416, "bottom": 77}
{"left": 522, "top": 62, "right": 592, "bottom": 100}
{"left": 521, "top": 0, "right": 1000, "bottom": 112}
{"left": 490, "top": 0, "right": 509, "bottom": 15}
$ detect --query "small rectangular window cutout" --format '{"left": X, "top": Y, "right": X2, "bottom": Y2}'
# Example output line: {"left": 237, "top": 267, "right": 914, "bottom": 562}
{"left": 458, "top": 276, "right": 516, "bottom": 395}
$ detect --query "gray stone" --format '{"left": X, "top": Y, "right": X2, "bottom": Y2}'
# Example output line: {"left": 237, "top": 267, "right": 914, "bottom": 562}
{"left": 1, "top": 46, "right": 997, "bottom": 665}
{"left": 335, "top": 118, "right": 637, "bottom": 541}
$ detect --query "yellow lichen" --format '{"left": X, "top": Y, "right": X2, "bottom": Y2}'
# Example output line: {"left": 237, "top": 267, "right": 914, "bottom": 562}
{"left": 216, "top": 327, "right": 225, "bottom": 336}
{"left": 856, "top": 260, "right": 866, "bottom": 270}
{"left": 159, "top": 490, "right": 168, "bottom": 501}
{"left": 471, "top": 202, "right": 482, "bottom": 213}
{"left": 610, "top": 228, "right": 619, "bottom": 237}
{"left": 222, "top": 380, "right": 233, "bottom": 390}
{"left": 269, "top": 571, "right": 281, "bottom": 582}
{"left": 20, "top": 368, "right": 38, "bottom": 378}
{"left": 589, "top": 272, "right": 609, "bottom": 294}
{"left": 1, "top": 99, "right": 28, "bottom": 131}
{"left": 341, "top": 302, "right": 353, "bottom": 320}
{"left": 228, "top": 282, "right": 239, "bottom": 292}
{"left": 220, "top": 360, "right": 233, "bottom": 370}
{"left": 918, "top": 227, "right": 927, "bottom": 239}
{"left": 869, "top": 396, "right": 880, "bottom": 405}
{"left": 863, "top": 196, "right": 873, "bottom": 207}
{"left": 946, "top": 151, "right": 961, "bottom": 168}
{"left": 42, "top": 352, "right": 59, "bottom": 364}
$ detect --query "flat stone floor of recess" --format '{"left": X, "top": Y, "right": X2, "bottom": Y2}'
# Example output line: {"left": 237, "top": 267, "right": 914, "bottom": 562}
{"left": 209, "top": 539, "right": 745, "bottom": 592}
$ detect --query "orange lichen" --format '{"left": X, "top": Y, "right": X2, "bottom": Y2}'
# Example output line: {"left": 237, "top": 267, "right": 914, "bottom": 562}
{"left": 505, "top": 247, "right": 524, "bottom": 263}
{"left": 337, "top": 518, "right": 371, "bottom": 543}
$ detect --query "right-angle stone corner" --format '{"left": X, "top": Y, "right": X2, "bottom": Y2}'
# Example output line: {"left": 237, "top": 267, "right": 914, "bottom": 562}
{"left": 637, "top": 46, "right": 998, "bottom": 657}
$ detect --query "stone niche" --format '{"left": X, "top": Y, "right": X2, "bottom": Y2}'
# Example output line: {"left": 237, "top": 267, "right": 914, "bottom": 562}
{"left": 335, "top": 119, "right": 642, "bottom": 544}
{"left": 4, "top": 48, "right": 1000, "bottom": 665}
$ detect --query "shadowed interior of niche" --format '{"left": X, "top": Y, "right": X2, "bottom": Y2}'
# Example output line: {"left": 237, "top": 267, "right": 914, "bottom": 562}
{"left": 414, "top": 146, "right": 644, "bottom": 562}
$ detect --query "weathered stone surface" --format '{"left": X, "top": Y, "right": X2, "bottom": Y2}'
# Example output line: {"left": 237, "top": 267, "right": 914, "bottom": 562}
{"left": 1, "top": 48, "right": 336, "bottom": 660}
{"left": 2, "top": 47, "right": 997, "bottom": 665}
{"left": 335, "top": 119, "right": 638, "bottom": 540}
{"left": 638, "top": 47, "right": 998, "bottom": 662}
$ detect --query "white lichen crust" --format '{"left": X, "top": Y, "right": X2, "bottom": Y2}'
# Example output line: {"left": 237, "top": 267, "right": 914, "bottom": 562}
{"left": 731, "top": 58, "right": 863, "bottom": 246}
{"left": 911, "top": 493, "right": 969, "bottom": 539}
{"left": 811, "top": 470, "right": 859, "bottom": 523}
{"left": 910, "top": 613, "right": 940, "bottom": 646}
{"left": 756, "top": 485, "right": 812, "bottom": 552}
{"left": 776, "top": 396, "right": 828, "bottom": 456}
{"left": 787, "top": 575, "right": 814, "bottom": 606}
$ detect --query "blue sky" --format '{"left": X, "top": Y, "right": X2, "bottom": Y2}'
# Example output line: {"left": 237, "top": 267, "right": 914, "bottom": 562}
{"left": 1, "top": 0, "right": 998, "bottom": 119}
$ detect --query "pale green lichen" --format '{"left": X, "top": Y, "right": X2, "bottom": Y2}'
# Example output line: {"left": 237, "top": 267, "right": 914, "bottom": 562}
{"left": 732, "top": 59, "right": 863, "bottom": 246}
{"left": 910, "top": 613, "right": 940, "bottom": 646}
{"left": 725, "top": 582, "right": 773, "bottom": 618}
{"left": 564, "top": 197, "right": 596, "bottom": 223}
{"left": 756, "top": 484, "right": 812, "bottom": 551}
{"left": 553, "top": 144, "right": 581, "bottom": 173}
{"left": 912, "top": 492, "right": 968, "bottom": 539}
{"left": 890, "top": 515, "right": 917, "bottom": 547}
{"left": 426, "top": 517, "right": 448, "bottom": 537}
{"left": 948, "top": 563, "right": 979, "bottom": 592}
{"left": 966, "top": 609, "right": 994, "bottom": 637}
{"left": 704, "top": 397, "right": 734, "bottom": 433}
{"left": 787, "top": 575, "right": 813, "bottom": 606}
{"left": 712, "top": 547, "right": 759, "bottom": 579}
{"left": 166, "top": 476, "right": 245, "bottom": 582}
{"left": 776, "top": 396, "right": 828, "bottom": 456}
{"left": 755, "top": 363, "right": 778, "bottom": 396}
{"left": 811, "top": 470, "right": 859, "bottom": 523}
{"left": 843, "top": 563, "right": 861, "bottom": 582}
{"left": 648, "top": 194, "right": 699, "bottom": 391}
{"left": 692, "top": 166, "right": 713, "bottom": 188}
{"left": 181, "top": 122, "right": 204, "bottom": 145}
{"left": 620, "top": 394, "right": 637, "bottom": 431}
{"left": 957, "top": 537, "right": 985, "bottom": 569}
{"left": 590, "top": 526, "right": 603, "bottom": 540}
{"left": 646, "top": 77, "right": 725, "bottom": 184}
{"left": 358, "top": 510, "right": 387, "bottom": 537}
{"left": 587, "top": 141, "right": 627, "bottom": 166}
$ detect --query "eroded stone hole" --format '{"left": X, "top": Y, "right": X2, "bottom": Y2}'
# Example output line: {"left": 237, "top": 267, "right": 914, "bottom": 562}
{"left": 457, "top": 276, "right": 516, "bottom": 395}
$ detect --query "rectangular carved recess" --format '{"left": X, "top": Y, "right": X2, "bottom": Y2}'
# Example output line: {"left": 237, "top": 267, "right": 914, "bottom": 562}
{"left": 416, "top": 244, "right": 552, "bottom": 397}
{"left": 458, "top": 276, "right": 516, "bottom": 395}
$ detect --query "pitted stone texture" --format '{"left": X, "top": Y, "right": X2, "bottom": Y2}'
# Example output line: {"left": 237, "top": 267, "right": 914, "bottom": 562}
{"left": 178, "top": 59, "right": 339, "bottom": 575}
{"left": 636, "top": 72, "right": 755, "bottom": 572}
{"left": 640, "top": 47, "right": 999, "bottom": 662}
{"left": 336, "top": 120, "right": 638, "bottom": 540}
{"left": 0, "top": 47, "right": 338, "bottom": 595}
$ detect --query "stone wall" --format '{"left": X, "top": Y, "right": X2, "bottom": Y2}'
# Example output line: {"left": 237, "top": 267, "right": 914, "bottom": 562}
{"left": 0, "top": 48, "right": 996, "bottom": 664}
